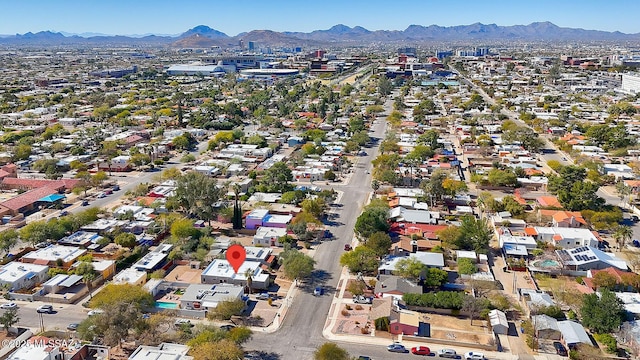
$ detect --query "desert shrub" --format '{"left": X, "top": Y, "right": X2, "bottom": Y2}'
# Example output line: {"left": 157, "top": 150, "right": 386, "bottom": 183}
{"left": 345, "top": 304, "right": 352, "bottom": 310}
{"left": 341, "top": 309, "right": 349, "bottom": 316}
{"left": 355, "top": 305, "right": 363, "bottom": 310}
{"left": 374, "top": 316, "right": 389, "bottom": 331}
{"left": 594, "top": 333, "right": 617, "bottom": 353}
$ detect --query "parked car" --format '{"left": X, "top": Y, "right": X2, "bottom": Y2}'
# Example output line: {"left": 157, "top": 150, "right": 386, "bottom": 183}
{"left": 633, "top": 239, "right": 640, "bottom": 248}
{"left": 220, "top": 324, "right": 236, "bottom": 331}
{"left": 632, "top": 215, "right": 639, "bottom": 222}
{"left": 104, "top": 189, "right": 113, "bottom": 195}
{"left": 437, "top": 349, "right": 457, "bottom": 358}
{"left": 37, "top": 305, "right": 54, "bottom": 313}
{"left": 353, "top": 295, "right": 372, "bottom": 304}
{"left": 174, "top": 319, "right": 193, "bottom": 327}
{"left": 59, "top": 210, "right": 69, "bottom": 217}
{"left": 313, "top": 286, "right": 323, "bottom": 296}
{"left": 464, "top": 352, "right": 485, "bottom": 360}
{"left": 81, "top": 200, "right": 89, "bottom": 206}
{"left": 96, "top": 192, "right": 106, "bottom": 198}
{"left": 387, "top": 343, "right": 408, "bottom": 353}
{"left": 112, "top": 185, "right": 120, "bottom": 191}
{"left": 553, "top": 342, "right": 568, "bottom": 356}
{"left": 67, "top": 323, "right": 79, "bottom": 331}
{"left": 411, "top": 346, "right": 431, "bottom": 355}
{"left": 0, "top": 302, "right": 17, "bottom": 310}
{"left": 357, "top": 357, "right": 372, "bottom": 360}
{"left": 344, "top": 244, "right": 352, "bottom": 251}
{"left": 87, "top": 309, "right": 104, "bottom": 316}
{"left": 256, "top": 293, "right": 270, "bottom": 300}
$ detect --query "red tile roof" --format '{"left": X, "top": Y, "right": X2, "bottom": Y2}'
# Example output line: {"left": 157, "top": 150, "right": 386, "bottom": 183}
{"left": 0, "top": 187, "right": 59, "bottom": 211}
{"left": 1, "top": 178, "right": 79, "bottom": 190}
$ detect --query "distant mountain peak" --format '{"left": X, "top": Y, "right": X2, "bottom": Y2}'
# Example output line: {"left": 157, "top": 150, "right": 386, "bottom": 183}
{"left": 180, "top": 25, "right": 228, "bottom": 39}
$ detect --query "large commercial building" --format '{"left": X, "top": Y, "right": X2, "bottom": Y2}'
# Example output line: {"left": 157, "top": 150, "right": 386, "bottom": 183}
{"left": 621, "top": 73, "right": 640, "bottom": 94}
{"left": 166, "top": 63, "right": 234, "bottom": 76}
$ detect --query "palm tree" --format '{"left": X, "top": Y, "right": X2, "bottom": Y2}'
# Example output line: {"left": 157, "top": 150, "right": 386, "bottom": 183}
{"left": 244, "top": 268, "right": 253, "bottom": 294}
{"left": 613, "top": 225, "right": 634, "bottom": 250}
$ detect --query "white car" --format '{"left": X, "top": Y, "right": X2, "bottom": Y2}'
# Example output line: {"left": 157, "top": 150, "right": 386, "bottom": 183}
{"left": 87, "top": 309, "right": 104, "bottom": 316}
{"left": 255, "top": 293, "right": 270, "bottom": 301}
{"left": 464, "top": 351, "right": 486, "bottom": 360}
{"left": 437, "top": 349, "right": 457, "bottom": 358}
{"left": 0, "top": 302, "right": 17, "bottom": 310}
{"left": 174, "top": 318, "right": 193, "bottom": 327}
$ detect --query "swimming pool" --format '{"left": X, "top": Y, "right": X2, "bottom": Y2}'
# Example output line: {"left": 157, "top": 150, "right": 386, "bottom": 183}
{"left": 533, "top": 259, "right": 561, "bottom": 268}
{"left": 156, "top": 301, "right": 179, "bottom": 309}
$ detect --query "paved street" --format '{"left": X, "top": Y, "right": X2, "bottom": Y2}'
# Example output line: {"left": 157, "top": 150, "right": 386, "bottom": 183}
{"left": 1, "top": 301, "right": 87, "bottom": 333}
{"left": 244, "top": 94, "right": 394, "bottom": 359}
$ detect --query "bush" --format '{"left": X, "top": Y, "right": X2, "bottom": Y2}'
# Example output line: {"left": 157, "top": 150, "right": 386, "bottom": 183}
{"left": 341, "top": 309, "right": 349, "bottom": 316}
{"left": 355, "top": 305, "right": 363, "bottom": 310}
{"left": 594, "top": 333, "right": 617, "bottom": 353}
{"left": 374, "top": 317, "right": 389, "bottom": 331}
{"left": 402, "top": 291, "right": 466, "bottom": 310}
{"left": 345, "top": 304, "right": 352, "bottom": 310}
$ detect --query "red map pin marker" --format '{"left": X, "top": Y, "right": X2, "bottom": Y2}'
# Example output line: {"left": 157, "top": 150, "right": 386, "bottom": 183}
{"left": 226, "top": 244, "right": 246, "bottom": 274}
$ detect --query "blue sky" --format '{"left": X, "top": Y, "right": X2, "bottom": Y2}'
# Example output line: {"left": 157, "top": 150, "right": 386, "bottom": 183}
{"left": 1, "top": 0, "right": 639, "bottom": 36}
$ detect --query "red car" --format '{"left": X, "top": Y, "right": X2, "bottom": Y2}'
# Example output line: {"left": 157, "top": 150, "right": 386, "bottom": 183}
{"left": 411, "top": 346, "right": 431, "bottom": 355}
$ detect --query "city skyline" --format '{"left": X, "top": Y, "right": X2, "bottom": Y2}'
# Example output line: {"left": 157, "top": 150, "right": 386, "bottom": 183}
{"left": 1, "top": 0, "right": 640, "bottom": 37}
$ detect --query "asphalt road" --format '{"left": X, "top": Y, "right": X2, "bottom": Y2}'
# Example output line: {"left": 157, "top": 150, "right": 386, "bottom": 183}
{"left": 1, "top": 301, "right": 88, "bottom": 333}
{"left": 244, "top": 93, "right": 396, "bottom": 360}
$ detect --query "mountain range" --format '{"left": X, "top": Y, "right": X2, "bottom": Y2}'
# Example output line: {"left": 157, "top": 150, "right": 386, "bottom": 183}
{"left": 1, "top": 22, "right": 639, "bottom": 47}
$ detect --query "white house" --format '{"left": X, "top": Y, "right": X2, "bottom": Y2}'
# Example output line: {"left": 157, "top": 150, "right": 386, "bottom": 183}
{"left": 113, "top": 267, "right": 147, "bottom": 286}
{"left": 253, "top": 227, "right": 288, "bottom": 247}
{"left": 201, "top": 259, "right": 270, "bottom": 289}
{"left": 129, "top": 343, "right": 193, "bottom": 360}
{"left": 0, "top": 262, "right": 49, "bottom": 291}
{"left": 179, "top": 283, "right": 245, "bottom": 311}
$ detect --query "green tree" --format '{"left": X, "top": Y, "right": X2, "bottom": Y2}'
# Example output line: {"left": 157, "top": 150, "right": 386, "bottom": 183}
{"left": 613, "top": 225, "right": 633, "bottom": 250}
{"left": 355, "top": 206, "right": 390, "bottom": 239}
{"left": 365, "top": 232, "right": 392, "bottom": 258}
{"left": 394, "top": 257, "right": 426, "bottom": 280}
{"left": 314, "top": 342, "right": 350, "bottom": 360}
{"left": 581, "top": 289, "right": 625, "bottom": 333}
{"left": 189, "top": 339, "right": 244, "bottom": 360}
{"left": 19, "top": 221, "right": 52, "bottom": 245}
{"left": 282, "top": 251, "right": 315, "bottom": 281}
{"left": 173, "top": 172, "right": 223, "bottom": 223}
{"left": 487, "top": 168, "right": 517, "bottom": 187}
{"left": 557, "top": 181, "right": 605, "bottom": 211}
{"left": 0, "top": 229, "right": 19, "bottom": 256}
{"left": 209, "top": 299, "right": 246, "bottom": 320}
{"left": 258, "top": 162, "right": 293, "bottom": 193}
{"left": 114, "top": 233, "right": 137, "bottom": 248}
{"left": 457, "top": 258, "right": 477, "bottom": 275}
{"left": 420, "top": 170, "right": 449, "bottom": 205}
{"left": 280, "top": 190, "right": 306, "bottom": 205}
{"left": 339, "top": 246, "right": 379, "bottom": 274}
{"left": 0, "top": 308, "right": 19, "bottom": 332}
{"left": 89, "top": 284, "right": 154, "bottom": 310}
{"left": 425, "top": 268, "right": 449, "bottom": 287}
{"left": 456, "top": 215, "right": 492, "bottom": 252}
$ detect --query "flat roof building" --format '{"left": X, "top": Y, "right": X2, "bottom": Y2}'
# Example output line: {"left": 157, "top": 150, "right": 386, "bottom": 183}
{"left": 21, "top": 245, "right": 86, "bottom": 268}
{"left": 201, "top": 259, "right": 270, "bottom": 289}
{"left": 180, "top": 283, "right": 244, "bottom": 311}
{"left": 0, "top": 262, "right": 49, "bottom": 291}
